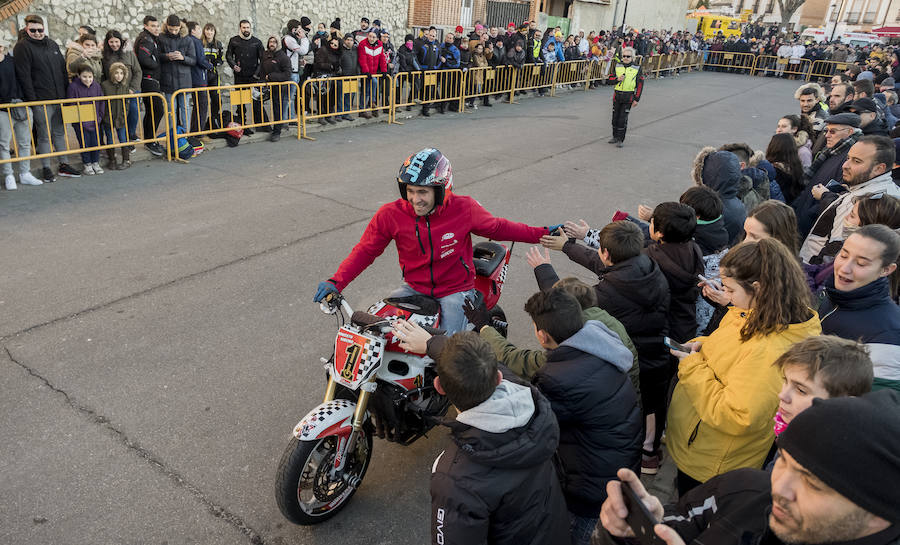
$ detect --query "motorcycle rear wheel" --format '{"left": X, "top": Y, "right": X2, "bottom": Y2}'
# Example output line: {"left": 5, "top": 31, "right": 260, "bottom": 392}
{"left": 274, "top": 429, "right": 373, "bottom": 525}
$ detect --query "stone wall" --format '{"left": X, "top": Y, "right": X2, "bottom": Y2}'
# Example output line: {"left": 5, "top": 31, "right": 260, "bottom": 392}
{"left": 1, "top": 0, "right": 407, "bottom": 61}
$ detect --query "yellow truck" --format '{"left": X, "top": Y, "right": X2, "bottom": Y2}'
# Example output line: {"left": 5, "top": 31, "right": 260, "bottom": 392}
{"left": 696, "top": 15, "right": 743, "bottom": 40}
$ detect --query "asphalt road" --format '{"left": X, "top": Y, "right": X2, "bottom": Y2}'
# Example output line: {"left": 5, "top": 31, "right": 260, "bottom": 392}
{"left": 0, "top": 71, "right": 800, "bottom": 545}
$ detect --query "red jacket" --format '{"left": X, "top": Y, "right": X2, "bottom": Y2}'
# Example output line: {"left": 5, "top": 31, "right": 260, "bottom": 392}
{"left": 330, "top": 193, "right": 548, "bottom": 298}
{"left": 358, "top": 39, "right": 388, "bottom": 74}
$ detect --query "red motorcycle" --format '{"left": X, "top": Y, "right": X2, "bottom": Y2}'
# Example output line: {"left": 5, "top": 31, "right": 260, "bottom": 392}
{"left": 275, "top": 241, "right": 513, "bottom": 524}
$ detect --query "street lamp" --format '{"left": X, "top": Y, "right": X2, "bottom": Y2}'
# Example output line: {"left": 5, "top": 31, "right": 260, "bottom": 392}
{"left": 620, "top": 0, "right": 629, "bottom": 33}
{"left": 830, "top": 0, "right": 846, "bottom": 41}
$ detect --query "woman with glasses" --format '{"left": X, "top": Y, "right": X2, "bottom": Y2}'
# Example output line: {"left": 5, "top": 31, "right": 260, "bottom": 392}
{"left": 606, "top": 46, "right": 643, "bottom": 148}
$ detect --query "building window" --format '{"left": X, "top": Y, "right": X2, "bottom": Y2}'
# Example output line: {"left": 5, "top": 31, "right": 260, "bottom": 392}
{"left": 765, "top": 0, "right": 774, "bottom": 13}
{"left": 845, "top": 0, "right": 863, "bottom": 23}
{"left": 753, "top": 0, "right": 761, "bottom": 12}
{"left": 895, "top": 7, "right": 900, "bottom": 21}
{"left": 862, "top": 0, "right": 880, "bottom": 23}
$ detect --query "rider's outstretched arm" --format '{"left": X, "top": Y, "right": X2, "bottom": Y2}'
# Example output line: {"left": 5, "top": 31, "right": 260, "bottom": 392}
{"left": 466, "top": 196, "right": 549, "bottom": 243}
{"left": 329, "top": 208, "right": 394, "bottom": 292}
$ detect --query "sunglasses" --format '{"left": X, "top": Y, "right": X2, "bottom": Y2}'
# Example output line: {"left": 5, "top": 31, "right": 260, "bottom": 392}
{"left": 622, "top": 55, "right": 632, "bottom": 58}
{"left": 27, "top": 27, "right": 45, "bottom": 34}
{"left": 868, "top": 192, "right": 885, "bottom": 200}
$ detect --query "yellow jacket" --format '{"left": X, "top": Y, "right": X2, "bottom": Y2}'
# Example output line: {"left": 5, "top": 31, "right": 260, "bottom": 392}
{"left": 666, "top": 307, "right": 821, "bottom": 483}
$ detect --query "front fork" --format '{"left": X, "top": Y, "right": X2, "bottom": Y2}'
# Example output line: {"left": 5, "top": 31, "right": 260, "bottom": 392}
{"left": 323, "top": 376, "right": 373, "bottom": 475}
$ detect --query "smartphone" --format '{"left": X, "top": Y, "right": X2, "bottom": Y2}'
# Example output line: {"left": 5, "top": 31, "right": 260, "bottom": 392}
{"left": 697, "top": 274, "right": 720, "bottom": 289}
{"left": 664, "top": 336, "right": 691, "bottom": 353}
{"left": 621, "top": 481, "right": 665, "bottom": 545}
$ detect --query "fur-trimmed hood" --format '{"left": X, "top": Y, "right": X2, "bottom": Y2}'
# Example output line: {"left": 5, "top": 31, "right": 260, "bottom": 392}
{"left": 692, "top": 147, "right": 743, "bottom": 199}
{"left": 794, "top": 130, "right": 810, "bottom": 149}
{"left": 748, "top": 149, "right": 766, "bottom": 169}
{"left": 794, "top": 82, "right": 825, "bottom": 102}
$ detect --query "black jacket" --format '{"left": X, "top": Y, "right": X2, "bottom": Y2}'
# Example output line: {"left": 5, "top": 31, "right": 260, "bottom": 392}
{"left": 533, "top": 321, "right": 642, "bottom": 517}
{"left": 313, "top": 45, "right": 341, "bottom": 76}
{"left": 693, "top": 219, "right": 729, "bottom": 255}
{"left": 563, "top": 245, "right": 671, "bottom": 371}
{"left": 430, "top": 380, "right": 570, "bottom": 545}
{"left": 397, "top": 44, "right": 418, "bottom": 72}
{"left": 13, "top": 34, "right": 68, "bottom": 100}
{"left": 225, "top": 35, "right": 264, "bottom": 76}
{"left": 0, "top": 55, "right": 23, "bottom": 103}
{"left": 134, "top": 30, "right": 161, "bottom": 88}
{"left": 156, "top": 31, "right": 197, "bottom": 93}
{"left": 645, "top": 241, "right": 704, "bottom": 343}
{"left": 260, "top": 49, "right": 291, "bottom": 82}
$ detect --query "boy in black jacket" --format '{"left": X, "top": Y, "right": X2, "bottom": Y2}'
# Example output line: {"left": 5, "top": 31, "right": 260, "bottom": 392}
{"left": 422, "top": 332, "right": 569, "bottom": 545}
{"left": 542, "top": 220, "right": 670, "bottom": 475}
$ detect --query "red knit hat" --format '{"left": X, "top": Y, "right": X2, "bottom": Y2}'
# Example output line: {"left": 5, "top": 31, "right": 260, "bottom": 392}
{"left": 455, "top": 25, "right": 464, "bottom": 33}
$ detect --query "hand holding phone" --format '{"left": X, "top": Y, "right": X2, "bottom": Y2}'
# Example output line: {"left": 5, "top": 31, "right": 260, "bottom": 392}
{"left": 664, "top": 337, "right": 691, "bottom": 354}
{"left": 621, "top": 480, "right": 667, "bottom": 545}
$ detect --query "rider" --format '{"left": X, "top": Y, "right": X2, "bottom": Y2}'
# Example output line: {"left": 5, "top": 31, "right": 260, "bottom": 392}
{"left": 313, "top": 148, "right": 559, "bottom": 334}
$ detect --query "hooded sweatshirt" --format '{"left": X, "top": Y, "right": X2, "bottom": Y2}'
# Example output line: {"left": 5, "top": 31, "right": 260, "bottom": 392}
{"left": 667, "top": 306, "right": 821, "bottom": 483}
{"left": 431, "top": 381, "right": 570, "bottom": 545}
{"left": 534, "top": 320, "right": 643, "bottom": 517}
{"left": 693, "top": 149, "right": 747, "bottom": 245}
{"left": 101, "top": 62, "right": 131, "bottom": 128}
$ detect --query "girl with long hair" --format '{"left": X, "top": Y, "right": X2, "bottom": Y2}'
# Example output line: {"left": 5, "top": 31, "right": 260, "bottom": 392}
{"left": 667, "top": 238, "right": 820, "bottom": 496}
{"left": 743, "top": 199, "right": 801, "bottom": 254}
{"left": 766, "top": 132, "right": 806, "bottom": 203}
{"left": 775, "top": 114, "right": 814, "bottom": 168}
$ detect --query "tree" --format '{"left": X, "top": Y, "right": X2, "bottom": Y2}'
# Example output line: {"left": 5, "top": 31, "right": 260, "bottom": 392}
{"left": 777, "top": 0, "right": 807, "bottom": 33}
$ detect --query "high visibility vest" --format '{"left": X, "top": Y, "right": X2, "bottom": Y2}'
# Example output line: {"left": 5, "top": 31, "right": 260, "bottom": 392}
{"left": 615, "top": 64, "right": 639, "bottom": 93}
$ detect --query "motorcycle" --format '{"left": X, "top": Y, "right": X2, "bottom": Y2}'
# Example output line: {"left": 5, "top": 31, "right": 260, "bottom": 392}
{"left": 275, "top": 241, "right": 514, "bottom": 525}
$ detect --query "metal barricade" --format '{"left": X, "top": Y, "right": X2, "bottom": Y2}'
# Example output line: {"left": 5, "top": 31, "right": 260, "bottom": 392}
{"left": 587, "top": 59, "right": 612, "bottom": 85}
{"left": 701, "top": 51, "right": 757, "bottom": 74}
{"left": 170, "top": 81, "right": 300, "bottom": 158}
{"left": 299, "top": 74, "right": 391, "bottom": 139}
{"left": 460, "top": 66, "right": 516, "bottom": 110}
{"left": 553, "top": 60, "right": 592, "bottom": 90}
{"left": 807, "top": 60, "right": 850, "bottom": 81}
{"left": 753, "top": 55, "right": 811, "bottom": 79}
{"left": 391, "top": 69, "right": 465, "bottom": 120}
{"left": 511, "top": 63, "right": 558, "bottom": 101}
{"left": 0, "top": 92, "right": 169, "bottom": 168}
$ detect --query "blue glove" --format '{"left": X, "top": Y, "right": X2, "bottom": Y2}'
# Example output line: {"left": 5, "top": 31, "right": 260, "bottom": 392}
{"left": 313, "top": 280, "right": 339, "bottom": 303}
{"left": 546, "top": 224, "right": 564, "bottom": 235}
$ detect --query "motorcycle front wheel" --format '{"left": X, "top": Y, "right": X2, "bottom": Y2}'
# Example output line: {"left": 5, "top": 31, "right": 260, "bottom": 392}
{"left": 275, "top": 429, "right": 373, "bottom": 525}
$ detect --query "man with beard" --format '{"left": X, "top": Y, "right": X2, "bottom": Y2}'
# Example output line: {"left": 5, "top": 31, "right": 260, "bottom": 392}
{"left": 801, "top": 135, "right": 900, "bottom": 264}
{"left": 796, "top": 83, "right": 829, "bottom": 137}
{"left": 829, "top": 82, "right": 855, "bottom": 114}
{"left": 226, "top": 20, "right": 263, "bottom": 132}
{"left": 848, "top": 98, "right": 889, "bottom": 136}
{"left": 596, "top": 390, "right": 900, "bottom": 545}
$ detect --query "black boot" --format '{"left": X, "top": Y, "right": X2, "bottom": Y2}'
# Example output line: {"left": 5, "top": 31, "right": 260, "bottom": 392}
{"left": 483, "top": 97, "right": 492, "bottom": 107}
{"left": 422, "top": 106, "right": 431, "bottom": 117}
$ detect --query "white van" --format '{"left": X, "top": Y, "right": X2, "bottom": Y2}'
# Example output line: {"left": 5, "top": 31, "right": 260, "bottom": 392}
{"left": 801, "top": 27, "right": 827, "bottom": 43}
{"left": 840, "top": 32, "right": 885, "bottom": 47}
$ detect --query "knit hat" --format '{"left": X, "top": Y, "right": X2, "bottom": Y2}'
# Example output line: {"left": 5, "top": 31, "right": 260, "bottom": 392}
{"left": 507, "top": 22, "right": 516, "bottom": 29}
{"left": 779, "top": 390, "right": 900, "bottom": 524}
{"left": 455, "top": 25, "right": 464, "bottom": 33}
{"left": 373, "top": 19, "right": 382, "bottom": 27}
{"left": 330, "top": 18, "right": 341, "bottom": 30}
{"left": 849, "top": 97, "right": 878, "bottom": 114}
{"left": 360, "top": 17, "right": 369, "bottom": 23}
{"left": 883, "top": 77, "right": 896, "bottom": 87}
{"left": 300, "top": 16, "right": 311, "bottom": 29}
{"left": 825, "top": 112, "right": 861, "bottom": 128}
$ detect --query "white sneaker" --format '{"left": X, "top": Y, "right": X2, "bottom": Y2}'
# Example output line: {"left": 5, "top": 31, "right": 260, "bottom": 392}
{"left": 92, "top": 162, "right": 104, "bottom": 175}
{"left": 19, "top": 172, "right": 42, "bottom": 186}
{"left": 4, "top": 174, "right": 16, "bottom": 190}
{"left": 82, "top": 164, "right": 96, "bottom": 176}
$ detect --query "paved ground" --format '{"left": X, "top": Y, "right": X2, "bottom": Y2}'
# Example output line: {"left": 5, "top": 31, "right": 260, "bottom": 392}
{"left": 0, "top": 71, "right": 800, "bottom": 545}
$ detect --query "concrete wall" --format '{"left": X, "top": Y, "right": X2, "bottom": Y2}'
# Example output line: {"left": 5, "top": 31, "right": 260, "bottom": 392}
{"left": 570, "top": 0, "right": 692, "bottom": 35}
{"left": 1, "top": 0, "right": 407, "bottom": 56}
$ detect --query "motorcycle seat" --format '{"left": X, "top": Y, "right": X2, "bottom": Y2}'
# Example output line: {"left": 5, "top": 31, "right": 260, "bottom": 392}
{"left": 383, "top": 294, "right": 441, "bottom": 316}
{"left": 473, "top": 242, "right": 506, "bottom": 277}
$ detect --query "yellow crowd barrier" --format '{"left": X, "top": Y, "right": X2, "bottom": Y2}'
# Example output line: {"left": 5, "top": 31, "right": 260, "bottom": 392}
{"left": 753, "top": 55, "right": 811, "bottom": 79}
{"left": 170, "top": 81, "right": 301, "bottom": 155}
{"left": 0, "top": 92, "right": 169, "bottom": 167}
{"left": 392, "top": 69, "right": 465, "bottom": 119}
{"left": 510, "top": 63, "right": 557, "bottom": 101}
{"left": 701, "top": 51, "right": 756, "bottom": 73}
{"left": 588, "top": 59, "right": 612, "bottom": 84}
{"left": 554, "top": 60, "right": 593, "bottom": 90}
{"left": 299, "top": 74, "right": 391, "bottom": 138}
{"left": 807, "top": 60, "right": 850, "bottom": 81}
{"left": 460, "top": 66, "right": 516, "bottom": 108}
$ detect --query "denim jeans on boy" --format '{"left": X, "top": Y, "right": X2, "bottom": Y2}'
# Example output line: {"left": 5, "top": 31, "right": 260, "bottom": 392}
{"left": 72, "top": 125, "right": 100, "bottom": 164}
{"left": 388, "top": 284, "right": 475, "bottom": 335}
{"left": 568, "top": 513, "right": 597, "bottom": 545}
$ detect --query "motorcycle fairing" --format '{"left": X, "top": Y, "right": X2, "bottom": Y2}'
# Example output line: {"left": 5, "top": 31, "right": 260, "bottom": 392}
{"left": 293, "top": 399, "right": 357, "bottom": 441}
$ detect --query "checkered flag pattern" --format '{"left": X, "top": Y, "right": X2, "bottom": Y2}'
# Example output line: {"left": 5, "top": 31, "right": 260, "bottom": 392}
{"left": 498, "top": 264, "right": 509, "bottom": 284}
{"left": 297, "top": 399, "right": 354, "bottom": 438}
{"left": 355, "top": 336, "right": 385, "bottom": 380}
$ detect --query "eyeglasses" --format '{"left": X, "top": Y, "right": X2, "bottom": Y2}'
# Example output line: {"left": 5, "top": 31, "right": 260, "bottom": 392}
{"left": 868, "top": 192, "right": 885, "bottom": 200}
{"left": 27, "top": 27, "right": 44, "bottom": 34}
{"left": 825, "top": 127, "right": 851, "bottom": 134}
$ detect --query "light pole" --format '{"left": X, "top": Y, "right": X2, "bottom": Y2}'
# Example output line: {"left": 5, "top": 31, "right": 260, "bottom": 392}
{"left": 620, "top": 0, "right": 629, "bottom": 34}
{"left": 830, "top": 0, "right": 846, "bottom": 41}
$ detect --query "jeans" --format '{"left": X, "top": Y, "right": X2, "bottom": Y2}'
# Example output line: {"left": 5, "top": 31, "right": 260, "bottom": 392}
{"left": 362, "top": 75, "right": 379, "bottom": 109}
{"left": 189, "top": 89, "right": 209, "bottom": 134}
{"left": 568, "top": 512, "right": 597, "bottom": 545}
{"left": 335, "top": 79, "right": 355, "bottom": 114}
{"left": 0, "top": 109, "right": 31, "bottom": 175}
{"left": 126, "top": 97, "right": 139, "bottom": 140}
{"left": 31, "top": 103, "right": 70, "bottom": 167}
{"left": 285, "top": 72, "right": 300, "bottom": 119}
{"left": 271, "top": 84, "right": 288, "bottom": 134}
{"left": 102, "top": 124, "right": 128, "bottom": 147}
{"left": 72, "top": 124, "right": 100, "bottom": 164}
{"left": 166, "top": 92, "right": 190, "bottom": 129}
{"left": 388, "top": 284, "right": 475, "bottom": 336}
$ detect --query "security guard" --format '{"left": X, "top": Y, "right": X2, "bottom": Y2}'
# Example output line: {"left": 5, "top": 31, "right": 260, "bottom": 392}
{"left": 607, "top": 47, "right": 644, "bottom": 148}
